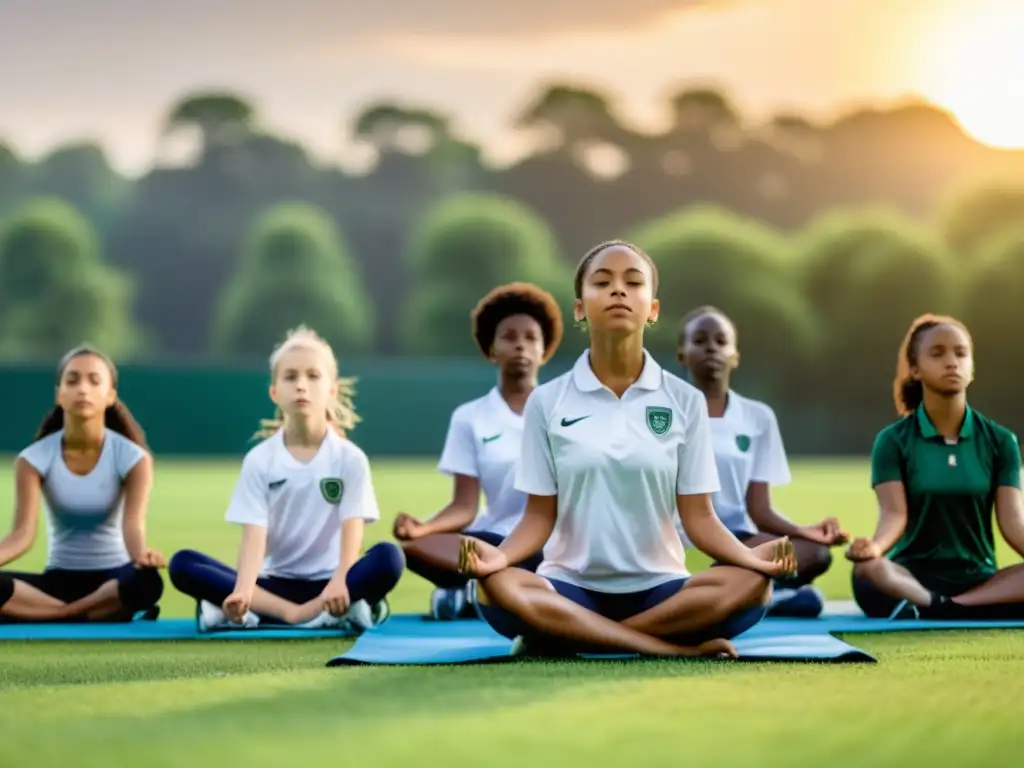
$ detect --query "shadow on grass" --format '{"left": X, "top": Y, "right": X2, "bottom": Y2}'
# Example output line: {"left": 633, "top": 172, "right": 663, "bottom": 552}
{"left": 17, "top": 654, "right": 761, "bottom": 746}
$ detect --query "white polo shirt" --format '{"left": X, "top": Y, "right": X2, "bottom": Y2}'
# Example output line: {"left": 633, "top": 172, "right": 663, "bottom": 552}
{"left": 19, "top": 429, "right": 146, "bottom": 570}
{"left": 225, "top": 429, "right": 381, "bottom": 580}
{"left": 437, "top": 387, "right": 526, "bottom": 537}
{"left": 515, "top": 349, "right": 720, "bottom": 593}
{"left": 679, "top": 390, "right": 791, "bottom": 543}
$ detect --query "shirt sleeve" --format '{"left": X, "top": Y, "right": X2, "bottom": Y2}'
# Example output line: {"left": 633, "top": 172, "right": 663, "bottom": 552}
{"left": 225, "top": 452, "right": 271, "bottom": 527}
{"left": 870, "top": 428, "right": 903, "bottom": 486}
{"left": 514, "top": 391, "right": 557, "bottom": 496}
{"left": 995, "top": 429, "right": 1022, "bottom": 489}
{"left": 437, "top": 407, "right": 478, "bottom": 477}
{"left": 750, "top": 407, "right": 792, "bottom": 486}
{"left": 677, "top": 394, "right": 721, "bottom": 495}
{"left": 338, "top": 447, "right": 381, "bottom": 523}
{"left": 113, "top": 435, "right": 147, "bottom": 479}
{"left": 18, "top": 437, "right": 56, "bottom": 477}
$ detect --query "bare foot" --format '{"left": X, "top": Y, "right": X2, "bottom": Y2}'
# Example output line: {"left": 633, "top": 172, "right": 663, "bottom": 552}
{"left": 655, "top": 637, "right": 738, "bottom": 659}
{"left": 686, "top": 638, "right": 738, "bottom": 659}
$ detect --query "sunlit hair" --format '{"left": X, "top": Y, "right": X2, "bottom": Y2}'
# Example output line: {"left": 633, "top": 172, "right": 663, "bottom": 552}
{"left": 892, "top": 313, "right": 972, "bottom": 416}
{"left": 254, "top": 326, "right": 360, "bottom": 439}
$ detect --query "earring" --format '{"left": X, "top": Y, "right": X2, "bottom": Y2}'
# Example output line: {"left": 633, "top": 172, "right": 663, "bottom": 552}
{"left": 574, "top": 317, "right": 589, "bottom": 332}
{"left": 646, "top": 319, "right": 658, "bottom": 328}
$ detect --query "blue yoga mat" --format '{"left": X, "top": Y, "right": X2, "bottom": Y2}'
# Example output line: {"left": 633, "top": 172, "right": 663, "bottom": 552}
{"left": 0, "top": 617, "right": 353, "bottom": 641}
{"left": 758, "top": 614, "right": 1024, "bottom": 635}
{"left": 325, "top": 615, "right": 877, "bottom": 666}
{"left": 4, "top": 601, "right": 1023, "bottom": 644}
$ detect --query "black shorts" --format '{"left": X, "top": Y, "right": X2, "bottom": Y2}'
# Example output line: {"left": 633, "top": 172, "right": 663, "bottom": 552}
{"left": 852, "top": 561, "right": 992, "bottom": 618}
{"left": 0, "top": 563, "right": 164, "bottom": 622}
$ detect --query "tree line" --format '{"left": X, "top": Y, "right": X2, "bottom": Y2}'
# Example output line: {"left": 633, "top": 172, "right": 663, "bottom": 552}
{"left": 2, "top": 84, "right": 1024, "bottom": 447}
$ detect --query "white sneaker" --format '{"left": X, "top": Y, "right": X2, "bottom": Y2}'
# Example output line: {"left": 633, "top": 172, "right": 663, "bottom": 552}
{"left": 429, "top": 587, "right": 467, "bottom": 621}
{"left": 295, "top": 610, "right": 342, "bottom": 630}
{"left": 768, "top": 587, "right": 797, "bottom": 607}
{"left": 343, "top": 599, "right": 375, "bottom": 632}
{"left": 196, "top": 601, "right": 259, "bottom": 632}
{"left": 509, "top": 635, "right": 528, "bottom": 657}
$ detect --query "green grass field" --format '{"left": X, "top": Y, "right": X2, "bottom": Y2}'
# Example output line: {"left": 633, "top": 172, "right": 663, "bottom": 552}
{"left": 1, "top": 458, "right": 1023, "bottom": 767}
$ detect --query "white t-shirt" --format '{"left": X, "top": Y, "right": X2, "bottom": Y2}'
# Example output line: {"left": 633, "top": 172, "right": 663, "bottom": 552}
{"left": 18, "top": 429, "right": 147, "bottom": 570}
{"left": 515, "top": 350, "right": 720, "bottom": 593}
{"left": 437, "top": 387, "right": 527, "bottom": 537}
{"left": 680, "top": 391, "right": 791, "bottom": 543}
{"left": 225, "top": 429, "right": 380, "bottom": 580}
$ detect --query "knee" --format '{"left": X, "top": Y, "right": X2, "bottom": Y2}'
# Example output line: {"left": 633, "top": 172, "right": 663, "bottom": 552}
{"left": 802, "top": 544, "right": 833, "bottom": 580}
{"left": 366, "top": 542, "right": 406, "bottom": 585}
{"left": 0, "top": 574, "right": 13, "bottom": 610}
{"left": 478, "top": 569, "right": 541, "bottom": 609}
{"left": 852, "top": 558, "right": 885, "bottom": 582}
{"left": 399, "top": 540, "right": 425, "bottom": 564}
{"left": 168, "top": 549, "right": 202, "bottom": 590}
{"left": 120, "top": 567, "right": 164, "bottom": 611}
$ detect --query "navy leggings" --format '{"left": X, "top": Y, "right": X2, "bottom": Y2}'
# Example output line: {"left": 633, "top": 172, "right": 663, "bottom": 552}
{"left": 480, "top": 576, "right": 766, "bottom": 656}
{"left": 0, "top": 563, "right": 164, "bottom": 623}
{"left": 168, "top": 542, "right": 405, "bottom": 622}
{"left": 405, "top": 529, "right": 543, "bottom": 589}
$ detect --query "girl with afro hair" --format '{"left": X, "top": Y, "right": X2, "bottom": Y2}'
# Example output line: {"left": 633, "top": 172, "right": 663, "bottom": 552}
{"left": 393, "top": 282, "right": 564, "bottom": 620}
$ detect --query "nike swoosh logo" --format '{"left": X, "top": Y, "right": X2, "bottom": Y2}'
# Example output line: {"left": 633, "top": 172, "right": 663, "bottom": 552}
{"left": 482, "top": 433, "right": 502, "bottom": 443}
{"left": 268, "top": 479, "right": 287, "bottom": 489}
{"left": 560, "top": 416, "right": 591, "bottom": 427}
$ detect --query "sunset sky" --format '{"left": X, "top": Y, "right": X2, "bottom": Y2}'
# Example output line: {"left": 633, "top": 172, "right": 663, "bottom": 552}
{"left": 2, "top": 0, "right": 1022, "bottom": 174}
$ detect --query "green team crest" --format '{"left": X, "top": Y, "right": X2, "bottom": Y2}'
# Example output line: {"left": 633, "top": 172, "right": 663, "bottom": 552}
{"left": 736, "top": 435, "right": 752, "bottom": 453}
{"left": 319, "top": 477, "right": 344, "bottom": 504}
{"left": 646, "top": 406, "right": 672, "bottom": 436}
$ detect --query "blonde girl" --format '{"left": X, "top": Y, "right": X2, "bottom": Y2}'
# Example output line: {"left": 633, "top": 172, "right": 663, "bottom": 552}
{"left": 168, "top": 327, "right": 404, "bottom": 632}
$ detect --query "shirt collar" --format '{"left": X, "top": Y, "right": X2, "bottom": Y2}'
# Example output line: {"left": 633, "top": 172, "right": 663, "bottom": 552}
{"left": 916, "top": 403, "right": 974, "bottom": 440}
{"left": 571, "top": 349, "right": 663, "bottom": 393}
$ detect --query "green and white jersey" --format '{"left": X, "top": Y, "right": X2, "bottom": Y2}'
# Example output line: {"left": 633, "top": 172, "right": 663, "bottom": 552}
{"left": 516, "top": 350, "right": 720, "bottom": 593}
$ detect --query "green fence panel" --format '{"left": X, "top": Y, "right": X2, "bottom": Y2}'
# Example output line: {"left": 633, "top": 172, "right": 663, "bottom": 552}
{"left": 0, "top": 359, "right": 573, "bottom": 457}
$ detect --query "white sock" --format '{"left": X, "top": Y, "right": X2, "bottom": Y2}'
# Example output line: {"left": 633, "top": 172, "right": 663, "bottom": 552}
{"left": 199, "top": 602, "right": 259, "bottom": 630}
{"left": 295, "top": 611, "right": 341, "bottom": 630}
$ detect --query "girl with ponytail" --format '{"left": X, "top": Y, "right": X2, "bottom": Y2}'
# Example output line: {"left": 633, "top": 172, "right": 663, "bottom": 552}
{"left": 0, "top": 345, "right": 165, "bottom": 623}
{"left": 168, "top": 326, "right": 404, "bottom": 633}
{"left": 849, "top": 314, "right": 1024, "bottom": 620}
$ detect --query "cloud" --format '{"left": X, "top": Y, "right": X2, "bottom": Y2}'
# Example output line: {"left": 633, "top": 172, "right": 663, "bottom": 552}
{"left": 334, "top": 0, "right": 733, "bottom": 37}
{"left": 2, "top": 0, "right": 734, "bottom": 53}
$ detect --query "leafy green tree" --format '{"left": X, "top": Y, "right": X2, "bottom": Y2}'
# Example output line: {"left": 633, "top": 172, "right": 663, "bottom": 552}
{"left": 164, "top": 91, "right": 256, "bottom": 154}
{"left": 212, "top": 203, "right": 375, "bottom": 358}
{"left": 797, "top": 210, "right": 958, "bottom": 439}
{"left": 352, "top": 102, "right": 452, "bottom": 157}
{"left": 28, "top": 142, "right": 128, "bottom": 231}
{"left": 939, "top": 181, "right": 1024, "bottom": 261}
{"left": 0, "top": 198, "right": 139, "bottom": 360}
{"left": 962, "top": 227, "right": 1024, "bottom": 424}
{"left": 516, "top": 84, "right": 623, "bottom": 150}
{"left": 402, "top": 193, "right": 573, "bottom": 356}
{"left": 0, "top": 142, "right": 25, "bottom": 212}
{"left": 630, "top": 206, "right": 814, "bottom": 397}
